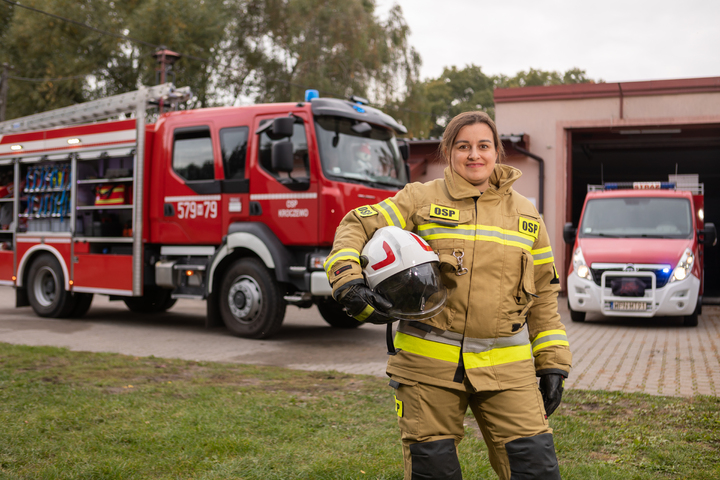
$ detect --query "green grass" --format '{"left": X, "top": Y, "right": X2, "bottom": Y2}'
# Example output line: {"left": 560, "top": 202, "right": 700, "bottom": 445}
{"left": 0, "top": 343, "right": 718, "bottom": 479}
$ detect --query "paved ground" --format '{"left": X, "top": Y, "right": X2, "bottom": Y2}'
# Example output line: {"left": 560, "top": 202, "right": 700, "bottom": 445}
{"left": 1, "top": 287, "right": 718, "bottom": 397}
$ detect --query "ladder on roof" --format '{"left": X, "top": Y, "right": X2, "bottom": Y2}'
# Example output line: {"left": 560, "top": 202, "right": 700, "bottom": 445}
{"left": 0, "top": 83, "right": 192, "bottom": 134}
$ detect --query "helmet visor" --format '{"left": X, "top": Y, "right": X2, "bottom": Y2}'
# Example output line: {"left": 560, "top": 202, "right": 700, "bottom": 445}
{"left": 375, "top": 262, "right": 447, "bottom": 321}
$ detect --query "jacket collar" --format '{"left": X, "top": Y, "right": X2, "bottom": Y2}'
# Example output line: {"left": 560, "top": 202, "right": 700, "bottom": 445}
{"left": 444, "top": 164, "right": 522, "bottom": 200}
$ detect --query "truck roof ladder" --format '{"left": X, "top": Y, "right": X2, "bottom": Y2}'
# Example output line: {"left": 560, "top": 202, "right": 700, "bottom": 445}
{"left": 0, "top": 83, "right": 191, "bottom": 134}
{"left": 1, "top": 83, "right": 191, "bottom": 297}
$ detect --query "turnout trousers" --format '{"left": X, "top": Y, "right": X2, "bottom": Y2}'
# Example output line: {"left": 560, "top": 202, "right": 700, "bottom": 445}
{"left": 390, "top": 376, "right": 561, "bottom": 480}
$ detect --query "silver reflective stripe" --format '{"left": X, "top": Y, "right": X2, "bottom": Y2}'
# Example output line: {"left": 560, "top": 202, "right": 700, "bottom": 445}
{"left": 531, "top": 333, "right": 567, "bottom": 349}
{"left": 463, "top": 328, "right": 530, "bottom": 354}
{"left": 398, "top": 321, "right": 463, "bottom": 347}
{"left": 476, "top": 228, "right": 534, "bottom": 249}
{"left": 533, "top": 250, "right": 554, "bottom": 262}
{"left": 419, "top": 225, "right": 475, "bottom": 238}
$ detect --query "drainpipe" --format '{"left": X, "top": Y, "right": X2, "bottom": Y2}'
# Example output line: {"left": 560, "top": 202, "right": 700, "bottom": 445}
{"left": 504, "top": 136, "right": 544, "bottom": 216}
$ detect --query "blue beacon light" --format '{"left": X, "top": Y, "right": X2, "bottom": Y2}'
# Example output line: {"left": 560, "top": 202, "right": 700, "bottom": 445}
{"left": 305, "top": 89, "right": 319, "bottom": 102}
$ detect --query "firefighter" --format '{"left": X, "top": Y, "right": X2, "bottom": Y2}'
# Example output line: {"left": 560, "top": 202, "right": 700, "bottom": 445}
{"left": 324, "top": 111, "right": 572, "bottom": 480}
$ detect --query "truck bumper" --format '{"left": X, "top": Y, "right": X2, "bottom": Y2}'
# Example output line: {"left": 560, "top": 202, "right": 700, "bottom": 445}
{"left": 567, "top": 272, "right": 699, "bottom": 318}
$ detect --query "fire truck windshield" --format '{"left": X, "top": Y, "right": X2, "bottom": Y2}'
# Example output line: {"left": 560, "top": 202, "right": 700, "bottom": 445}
{"left": 580, "top": 197, "right": 693, "bottom": 239}
{"left": 314, "top": 116, "right": 408, "bottom": 188}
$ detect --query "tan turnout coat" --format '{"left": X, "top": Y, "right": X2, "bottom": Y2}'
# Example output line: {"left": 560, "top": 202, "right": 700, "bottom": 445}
{"left": 325, "top": 165, "right": 572, "bottom": 391}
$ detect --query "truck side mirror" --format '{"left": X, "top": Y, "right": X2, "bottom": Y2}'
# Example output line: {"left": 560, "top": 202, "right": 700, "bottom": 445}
{"left": 701, "top": 222, "right": 717, "bottom": 246}
{"left": 272, "top": 141, "right": 294, "bottom": 173}
{"left": 398, "top": 140, "right": 409, "bottom": 161}
{"left": 563, "top": 222, "right": 577, "bottom": 245}
{"left": 269, "top": 117, "right": 295, "bottom": 139}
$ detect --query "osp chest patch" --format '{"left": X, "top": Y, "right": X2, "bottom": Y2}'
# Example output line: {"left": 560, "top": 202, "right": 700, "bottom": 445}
{"left": 355, "top": 205, "right": 378, "bottom": 217}
{"left": 429, "top": 204, "right": 459, "bottom": 222}
{"left": 519, "top": 217, "right": 540, "bottom": 239}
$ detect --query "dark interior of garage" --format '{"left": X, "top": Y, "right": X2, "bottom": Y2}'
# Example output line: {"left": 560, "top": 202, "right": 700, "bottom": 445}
{"left": 569, "top": 125, "right": 720, "bottom": 300}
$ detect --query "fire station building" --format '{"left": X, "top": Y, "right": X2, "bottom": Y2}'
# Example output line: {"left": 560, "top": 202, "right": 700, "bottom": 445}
{"left": 408, "top": 76, "right": 720, "bottom": 298}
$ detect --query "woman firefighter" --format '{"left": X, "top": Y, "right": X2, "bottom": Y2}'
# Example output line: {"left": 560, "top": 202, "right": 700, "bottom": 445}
{"left": 324, "top": 111, "right": 572, "bottom": 480}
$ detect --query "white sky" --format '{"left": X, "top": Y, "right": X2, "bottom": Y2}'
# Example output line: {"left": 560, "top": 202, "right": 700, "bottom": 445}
{"left": 375, "top": 0, "right": 720, "bottom": 83}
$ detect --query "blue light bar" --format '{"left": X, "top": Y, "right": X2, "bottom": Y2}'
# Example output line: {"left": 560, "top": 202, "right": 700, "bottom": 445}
{"left": 304, "top": 89, "right": 319, "bottom": 102}
{"left": 603, "top": 182, "right": 675, "bottom": 190}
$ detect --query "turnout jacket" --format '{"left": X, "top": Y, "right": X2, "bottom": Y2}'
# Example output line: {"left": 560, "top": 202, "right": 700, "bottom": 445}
{"left": 325, "top": 165, "right": 572, "bottom": 391}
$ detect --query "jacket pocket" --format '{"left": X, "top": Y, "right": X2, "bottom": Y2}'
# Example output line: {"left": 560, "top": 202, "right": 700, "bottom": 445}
{"left": 515, "top": 250, "right": 537, "bottom": 306}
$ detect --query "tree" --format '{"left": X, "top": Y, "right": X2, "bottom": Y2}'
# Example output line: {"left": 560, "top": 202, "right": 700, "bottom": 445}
{"left": 495, "top": 67, "right": 597, "bottom": 88}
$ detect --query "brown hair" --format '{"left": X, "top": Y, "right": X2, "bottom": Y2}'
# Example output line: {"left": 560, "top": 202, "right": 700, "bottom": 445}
{"left": 439, "top": 111, "right": 505, "bottom": 163}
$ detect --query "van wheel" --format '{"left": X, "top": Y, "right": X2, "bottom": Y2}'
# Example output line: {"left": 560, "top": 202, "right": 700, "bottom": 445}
{"left": 123, "top": 288, "right": 176, "bottom": 313}
{"left": 683, "top": 299, "right": 700, "bottom": 327}
{"left": 315, "top": 296, "right": 363, "bottom": 329}
{"left": 27, "top": 253, "right": 73, "bottom": 318}
{"left": 219, "top": 258, "right": 286, "bottom": 338}
{"left": 568, "top": 300, "right": 586, "bottom": 322}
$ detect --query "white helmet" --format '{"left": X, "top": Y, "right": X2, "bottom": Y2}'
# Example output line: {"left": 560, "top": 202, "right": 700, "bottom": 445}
{"left": 361, "top": 226, "right": 447, "bottom": 321}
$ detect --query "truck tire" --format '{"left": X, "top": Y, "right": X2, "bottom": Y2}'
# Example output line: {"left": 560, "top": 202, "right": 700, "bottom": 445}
{"left": 67, "top": 293, "right": 94, "bottom": 318}
{"left": 123, "top": 288, "right": 176, "bottom": 313}
{"left": 315, "top": 296, "right": 363, "bottom": 329}
{"left": 568, "top": 300, "right": 586, "bottom": 322}
{"left": 27, "top": 253, "right": 74, "bottom": 318}
{"left": 219, "top": 257, "right": 286, "bottom": 338}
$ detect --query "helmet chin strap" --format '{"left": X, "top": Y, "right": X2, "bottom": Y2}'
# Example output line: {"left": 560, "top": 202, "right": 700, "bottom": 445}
{"left": 387, "top": 322, "right": 400, "bottom": 355}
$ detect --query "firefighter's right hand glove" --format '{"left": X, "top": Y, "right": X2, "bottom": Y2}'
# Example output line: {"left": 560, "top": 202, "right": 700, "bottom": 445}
{"left": 334, "top": 280, "right": 394, "bottom": 325}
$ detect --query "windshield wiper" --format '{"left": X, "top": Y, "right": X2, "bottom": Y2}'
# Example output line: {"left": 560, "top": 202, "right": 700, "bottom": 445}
{"left": 584, "top": 232, "right": 622, "bottom": 238}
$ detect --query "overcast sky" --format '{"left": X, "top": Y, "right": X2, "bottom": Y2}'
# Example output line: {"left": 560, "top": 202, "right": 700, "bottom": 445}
{"left": 375, "top": 0, "right": 720, "bottom": 83}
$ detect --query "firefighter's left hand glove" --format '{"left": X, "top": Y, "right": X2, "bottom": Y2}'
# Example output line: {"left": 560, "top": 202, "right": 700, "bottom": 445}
{"left": 333, "top": 280, "right": 394, "bottom": 325}
{"left": 539, "top": 374, "right": 565, "bottom": 418}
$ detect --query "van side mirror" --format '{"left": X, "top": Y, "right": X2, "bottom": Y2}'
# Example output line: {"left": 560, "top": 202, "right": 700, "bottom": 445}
{"left": 271, "top": 141, "right": 294, "bottom": 173}
{"left": 398, "top": 140, "right": 409, "bottom": 161}
{"left": 700, "top": 222, "right": 717, "bottom": 246}
{"left": 563, "top": 222, "right": 577, "bottom": 245}
{"left": 269, "top": 117, "right": 295, "bottom": 139}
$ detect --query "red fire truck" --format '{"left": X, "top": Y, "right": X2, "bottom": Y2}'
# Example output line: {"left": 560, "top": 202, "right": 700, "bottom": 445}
{"left": 563, "top": 180, "right": 717, "bottom": 326}
{"left": 0, "top": 84, "right": 410, "bottom": 338}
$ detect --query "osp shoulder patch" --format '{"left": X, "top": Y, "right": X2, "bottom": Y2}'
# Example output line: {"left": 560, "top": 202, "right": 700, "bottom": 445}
{"left": 355, "top": 205, "right": 378, "bottom": 217}
{"left": 519, "top": 217, "right": 540, "bottom": 239}
{"left": 429, "top": 204, "right": 459, "bottom": 222}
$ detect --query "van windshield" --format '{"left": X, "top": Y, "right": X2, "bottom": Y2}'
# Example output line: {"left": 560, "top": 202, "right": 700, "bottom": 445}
{"left": 314, "top": 115, "right": 407, "bottom": 189}
{"left": 580, "top": 197, "right": 693, "bottom": 239}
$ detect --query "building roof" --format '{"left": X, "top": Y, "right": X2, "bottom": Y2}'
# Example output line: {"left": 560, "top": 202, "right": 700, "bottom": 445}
{"left": 494, "top": 76, "right": 720, "bottom": 104}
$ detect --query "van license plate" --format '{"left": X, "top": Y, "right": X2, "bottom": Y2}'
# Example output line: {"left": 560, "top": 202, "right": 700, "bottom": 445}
{"left": 612, "top": 301, "right": 647, "bottom": 311}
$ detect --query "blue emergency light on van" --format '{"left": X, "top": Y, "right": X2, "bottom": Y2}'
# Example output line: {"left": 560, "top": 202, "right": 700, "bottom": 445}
{"left": 304, "top": 89, "right": 319, "bottom": 102}
{"left": 604, "top": 182, "right": 675, "bottom": 190}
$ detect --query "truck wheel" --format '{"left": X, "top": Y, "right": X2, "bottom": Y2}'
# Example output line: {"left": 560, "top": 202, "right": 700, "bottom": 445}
{"left": 67, "top": 293, "right": 94, "bottom": 318}
{"left": 568, "top": 300, "right": 586, "bottom": 322}
{"left": 683, "top": 299, "right": 700, "bottom": 327}
{"left": 315, "top": 296, "right": 363, "bottom": 329}
{"left": 123, "top": 288, "right": 176, "bottom": 313}
{"left": 219, "top": 258, "right": 286, "bottom": 338}
{"left": 27, "top": 253, "right": 73, "bottom": 318}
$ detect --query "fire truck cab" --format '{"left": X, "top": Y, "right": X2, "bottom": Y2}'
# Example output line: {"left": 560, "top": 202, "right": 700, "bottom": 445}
{"left": 563, "top": 180, "right": 717, "bottom": 326}
{"left": 0, "top": 85, "right": 409, "bottom": 338}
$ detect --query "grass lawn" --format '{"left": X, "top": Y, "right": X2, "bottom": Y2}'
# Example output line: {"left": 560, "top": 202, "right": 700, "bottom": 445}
{"left": 0, "top": 342, "right": 718, "bottom": 479}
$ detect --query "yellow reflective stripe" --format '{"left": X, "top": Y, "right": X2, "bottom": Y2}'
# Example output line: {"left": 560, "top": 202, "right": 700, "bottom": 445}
{"left": 376, "top": 199, "right": 406, "bottom": 229}
{"left": 323, "top": 248, "right": 360, "bottom": 274}
{"left": 476, "top": 233, "right": 532, "bottom": 252}
{"left": 394, "top": 332, "right": 460, "bottom": 363}
{"left": 534, "top": 256, "right": 554, "bottom": 265}
{"left": 532, "top": 339, "right": 570, "bottom": 354}
{"left": 531, "top": 246, "right": 552, "bottom": 255}
{"left": 463, "top": 344, "right": 533, "bottom": 369}
{"left": 385, "top": 199, "right": 406, "bottom": 229}
{"left": 354, "top": 305, "right": 374, "bottom": 322}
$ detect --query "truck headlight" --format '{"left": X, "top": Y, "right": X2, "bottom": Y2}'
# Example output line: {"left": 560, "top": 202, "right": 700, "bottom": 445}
{"left": 308, "top": 253, "right": 327, "bottom": 271}
{"left": 573, "top": 247, "right": 593, "bottom": 281}
{"left": 670, "top": 248, "right": 694, "bottom": 283}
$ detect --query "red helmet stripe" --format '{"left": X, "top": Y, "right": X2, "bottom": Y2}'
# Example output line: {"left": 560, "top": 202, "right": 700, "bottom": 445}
{"left": 410, "top": 232, "right": 433, "bottom": 252}
{"left": 370, "top": 241, "right": 397, "bottom": 270}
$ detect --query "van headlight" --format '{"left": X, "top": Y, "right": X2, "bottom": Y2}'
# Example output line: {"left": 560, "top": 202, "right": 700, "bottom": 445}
{"left": 670, "top": 248, "right": 694, "bottom": 283}
{"left": 573, "top": 247, "right": 593, "bottom": 281}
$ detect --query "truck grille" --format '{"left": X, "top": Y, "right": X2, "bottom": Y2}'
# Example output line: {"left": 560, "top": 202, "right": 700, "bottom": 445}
{"left": 590, "top": 266, "right": 672, "bottom": 288}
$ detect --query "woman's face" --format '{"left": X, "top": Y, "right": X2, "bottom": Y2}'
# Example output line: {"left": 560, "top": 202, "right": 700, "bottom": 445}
{"left": 449, "top": 122, "right": 497, "bottom": 192}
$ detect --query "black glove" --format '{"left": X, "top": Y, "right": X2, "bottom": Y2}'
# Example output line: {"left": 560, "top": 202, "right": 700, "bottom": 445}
{"left": 334, "top": 281, "right": 394, "bottom": 325}
{"left": 539, "top": 373, "right": 565, "bottom": 418}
